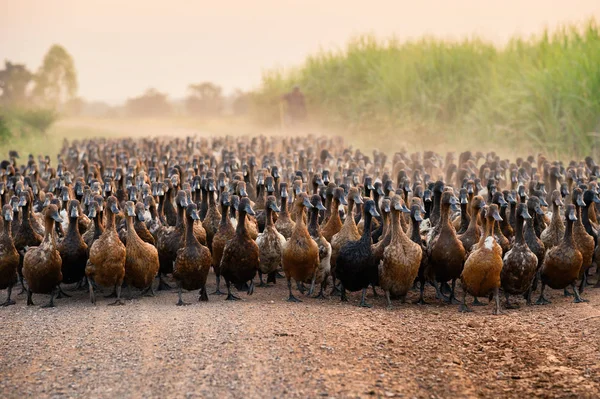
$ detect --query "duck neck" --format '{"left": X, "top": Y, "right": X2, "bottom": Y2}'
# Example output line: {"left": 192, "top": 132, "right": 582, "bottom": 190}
{"left": 157, "top": 195, "right": 165, "bottom": 217}
{"left": 514, "top": 215, "right": 525, "bottom": 244}
{"left": 329, "top": 198, "right": 341, "bottom": 224}
{"left": 106, "top": 210, "right": 116, "bottom": 231}
{"left": 574, "top": 204, "right": 584, "bottom": 227}
{"left": 390, "top": 209, "right": 406, "bottom": 245}
{"left": 524, "top": 212, "right": 536, "bottom": 236}
{"left": 185, "top": 215, "right": 197, "bottom": 245}
{"left": 43, "top": 217, "right": 56, "bottom": 246}
{"left": 410, "top": 215, "right": 421, "bottom": 244}
{"left": 220, "top": 203, "right": 229, "bottom": 226}
{"left": 2, "top": 219, "right": 12, "bottom": 237}
{"left": 280, "top": 197, "right": 290, "bottom": 218}
{"left": 266, "top": 206, "right": 275, "bottom": 228}
{"left": 361, "top": 210, "right": 373, "bottom": 242}
{"left": 67, "top": 216, "right": 80, "bottom": 239}
{"left": 440, "top": 203, "right": 451, "bottom": 227}
{"left": 499, "top": 205, "right": 509, "bottom": 228}
{"left": 467, "top": 207, "right": 480, "bottom": 231}
{"left": 208, "top": 190, "right": 216, "bottom": 207}
{"left": 308, "top": 207, "right": 319, "bottom": 236}
{"left": 176, "top": 204, "right": 185, "bottom": 229}
{"left": 229, "top": 204, "right": 237, "bottom": 220}
{"left": 149, "top": 203, "right": 159, "bottom": 221}
{"left": 582, "top": 204, "right": 592, "bottom": 231}
{"left": 126, "top": 215, "right": 137, "bottom": 241}
{"left": 509, "top": 202, "right": 516, "bottom": 227}
{"left": 236, "top": 210, "right": 248, "bottom": 236}
{"left": 564, "top": 217, "right": 575, "bottom": 247}
{"left": 21, "top": 203, "right": 32, "bottom": 227}
{"left": 459, "top": 202, "right": 469, "bottom": 230}
{"left": 324, "top": 194, "right": 333, "bottom": 220}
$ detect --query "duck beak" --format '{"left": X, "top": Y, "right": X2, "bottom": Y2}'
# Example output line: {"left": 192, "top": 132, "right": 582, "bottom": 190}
{"left": 499, "top": 198, "right": 508, "bottom": 207}
{"left": 467, "top": 186, "right": 474, "bottom": 194}
{"left": 568, "top": 208, "right": 577, "bottom": 221}
{"left": 492, "top": 209, "right": 503, "bottom": 222}
{"left": 367, "top": 183, "right": 374, "bottom": 190}
{"left": 382, "top": 202, "right": 391, "bottom": 213}
{"left": 414, "top": 210, "right": 423, "bottom": 222}
{"left": 111, "top": 203, "right": 120, "bottom": 214}
{"left": 460, "top": 195, "right": 468, "bottom": 205}
{"left": 267, "top": 184, "right": 275, "bottom": 192}
{"left": 269, "top": 202, "right": 281, "bottom": 212}
{"left": 240, "top": 188, "right": 248, "bottom": 197}
{"left": 316, "top": 202, "right": 326, "bottom": 211}
{"left": 520, "top": 208, "right": 532, "bottom": 220}
{"left": 70, "top": 207, "right": 80, "bottom": 218}
{"left": 534, "top": 205, "right": 544, "bottom": 215}
{"left": 191, "top": 209, "right": 201, "bottom": 220}
{"left": 4, "top": 209, "right": 13, "bottom": 222}
{"left": 577, "top": 196, "right": 586, "bottom": 207}
{"left": 369, "top": 206, "right": 380, "bottom": 218}
{"left": 377, "top": 186, "right": 385, "bottom": 196}
{"left": 88, "top": 207, "right": 97, "bottom": 218}
{"left": 354, "top": 194, "right": 363, "bottom": 205}
{"left": 18, "top": 197, "right": 27, "bottom": 207}
{"left": 554, "top": 198, "right": 564, "bottom": 207}
{"left": 593, "top": 195, "right": 600, "bottom": 204}
{"left": 538, "top": 197, "right": 548, "bottom": 207}
{"left": 51, "top": 210, "right": 63, "bottom": 224}
{"left": 339, "top": 196, "right": 348, "bottom": 206}
{"left": 244, "top": 203, "right": 256, "bottom": 216}
{"left": 302, "top": 197, "right": 314, "bottom": 209}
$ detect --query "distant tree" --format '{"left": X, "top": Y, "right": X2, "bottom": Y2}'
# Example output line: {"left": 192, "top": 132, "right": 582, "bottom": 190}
{"left": 126, "top": 88, "right": 172, "bottom": 117}
{"left": 231, "top": 89, "right": 250, "bottom": 115}
{"left": 0, "top": 61, "right": 33, "bottom": 106}
{"left": 32, "top": 44, "right": 78, "bottom": 106}
{"left": 186, "top": 82, "right": 223, "bottom": 116}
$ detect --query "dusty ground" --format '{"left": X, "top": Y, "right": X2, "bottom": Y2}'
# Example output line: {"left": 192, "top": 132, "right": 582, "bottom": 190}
{"left": 1, "top": 274, "right": 599, "bottom": 399}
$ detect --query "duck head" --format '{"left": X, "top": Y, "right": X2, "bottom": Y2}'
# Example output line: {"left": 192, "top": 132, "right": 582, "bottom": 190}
{"left": 267, "top": 195, "right": 281, "bottom": 212}
{"left": 186, "top": 203, "right": 201, "bottom": 221}
{"left": 458, "top": 188, "right": 468, "bottom": 205}
{"left": 391, "top": 195, "right": 410, "bottom": 213}
{"left": 69, "top": 200, "right": 81, "bottom": 219}
{"left": 124, "top": 201, "right": 136, "bottom": 217}
{"left": 411, "top": 203, "right": 423, "bottom": 222}
{"left": 583, "top": 189, "right": 600, "bottom": 206}
{"left": 550, "top": 190, "right": 564, "bottom": 207}
{"left": 106, "top": 196, "right": 120, "bottom": 215}
{"left": 230, "top": 195, "right": 240, "bottom": 212}
{"left": 487, "top": 204, "right": 502, "bottom": 222}
{"left": 280, "top": 182, "right": 289, "bottom": 200}
{"left": 516, "top": 203, "right": 531, "bottom": 220}
{"left": 220, "top": 191, "right": 231, "bottom": 207}
{"left": 527, "top": 197, "right": 544, "bottom": 216}
{"left": 492, "top": 191, "right": 507, "bottom": 208}
{"left": 565, "top": 204, "right": 577, "bottom": 221}
{"left": 135, "top": 202, "right": 146, "bottom": 222}
{"left": 348, "top": 187, "right": 363, "bottom": 205}
{"left": 309, "top": 194, "right": 326, "bottom": 211}
{"left": 441, "top": 191, "right": 460, "bottom": 212}
{"left": 572, "top": 188, "right": 585, "bottom": 208}
{"left": 265, "top": 176, "right": 275, "bottom": 194}
{"left": 3, "top": 204, "right": 13, "bottom": 222}
{"left": 237, "top": 197, "right": 256, "bottom": 216}
{"left": 334, "top": 187, "right": 348, "bottom": 206}
{"left": 45, "top": 204, "right": 63, "bottom": 224}
{"left": 296, "top": 192, "right": 314, "bottom": 210}
{"left": 363, "top": 199, "right": 380, "bottom": 217}
{"left": 176, "top": 190, "right": 188, "bottom": 208}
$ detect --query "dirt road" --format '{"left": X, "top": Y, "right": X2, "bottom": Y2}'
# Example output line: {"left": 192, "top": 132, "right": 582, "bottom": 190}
{"left": 1, "top": 275, "right": 599, "bottom": 398}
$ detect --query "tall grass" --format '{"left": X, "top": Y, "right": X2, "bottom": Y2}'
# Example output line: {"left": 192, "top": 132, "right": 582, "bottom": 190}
{"left": 252, "top": 19, "right": 600, "bottom": 158}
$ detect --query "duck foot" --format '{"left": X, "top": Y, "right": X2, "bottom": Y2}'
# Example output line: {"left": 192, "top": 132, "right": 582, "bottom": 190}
{"left": 413, "top": 297, "right": 428, "bottom": 305}
{"left": 211, "top": 288, "right": 225, "bottom": 295}
{"left": 329, "top": 285, "right": 341, "bottom": 297}
{"left": 441, "top": 281, "right": 452, "bottom": 296}
{"left": 287, "top": 295, "right": 302, "bottom": 303}
{"left": 572, "top": 283, "right": 588, "bottom": 303}
{"left": 26, "top": 289, "right": 34, "bottom": 306}
{"left": 535, "top": 296, "right": 551, "bottom": 305}
{"left": 247, "top": 281, "right": 254, "bottom": 296}
{"left": 574, "top": 297, "right": 589, "bottom": 303}
{"left": 108, "top": 299, "right": 125, "bottom": 306}
{"left": 505, "top": 302, "right": 519, "bottom": 309}
{"left": 472, "top": 297, "right": 486, "bottom": 306}
{"left": 371, "top": 285, "right": 379, "bottom": 298}
{"left": 226, "top": 293, "right": 242, "bottom": 301}
{"left": 104, "top": 289, "right": 118, "bottom": 298}
{"left": 41, "top": 289, "right": 57, "bottom": 308}
{"left": 56, "top": 286, "right": 71, "bottom": 299}
{"left": 458, "top": 304, "right": 472, "bottom": 313}
{"left": 267, "top": 271, "right": 277, "bottom": 284}
{"left": 296, "top": 282, "right": 306, "bottom": 294}
{"left": 358, "top": 288, "right": 372, "bottom": 308}
{"left": 141, "top": 285, "right": 156, "bottom": 297}
{"left": 563, "top": 288, "right": 574, "bottom": 297}
{"left": 276, "top": 271, "right": 285, "bottom": 279}
{"left": 157, "top": 279, "right": 173, "bottom": 291}
{"left": 443, "top": 296, "right": 460, "bottom": 305}
{"left": 1, "top": 299, "right": 16, "bottom": 306}
{"left": 176, "top": 299, "right": 190, "bottom": 306}
{"left": 312, "top": 291, "right": 327, "bottom": 299}
{"left": 199, "top": 286, "right": 209, "bottom": 302}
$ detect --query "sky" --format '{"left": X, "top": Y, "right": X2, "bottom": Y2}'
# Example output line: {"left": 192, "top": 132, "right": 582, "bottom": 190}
{"left": 1, "top": 0, "right": 599, "bottom": 104}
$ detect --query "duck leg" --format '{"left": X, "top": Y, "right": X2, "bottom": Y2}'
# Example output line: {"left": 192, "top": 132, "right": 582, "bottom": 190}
{"left": 104, "top": 287, "right": 118, "bottom": 298}
{"left": 267, "top": 271, "right": 277, "bottom": 284}
{"left": 225, "top": 280, "right": 241, "bottom": 301}
{"left": 128, "top": 285, "right": 134, "bottom": 300}
{"left": 141, "top": 284, "right": 155, "bottom": 297}
{"left": 198, "top": 285, "right": 209, "bottom": 302}
{"left": 371, "top": 284, "right": 379, "bottom": 298}
{"left": 108, "top": 283, "right": 125, "bottom": 306}
{"left": 176, "top": 283, "right": 189, "bottom": 306}
{"left": 313, "top": 281, "right": 327, "bottom": 299}
{"left": 18, "top": 274, "right": 26, "bottom": 295}
{"left": 458, "top": 285, "right": 472, "bottom": 313}
{"left": 413, "top": 280, "right": 427, "bottom": 305}
{"left": 472, "top": 296, "right": 486, "bottom": 306}
{"left": 1, "top": 285, "right": 16, "bottom": 306}
{"left": 340, "top": 284, "right": 348, "bottom": 302}
{"left": 444, "top": 279, "right": 460, "bottom": 304}
{"left": 297, "top": 281, "right": 306, "bottom": 294}
{"left": 26, "top": 288, "right": 34, "bottom": 306}
{"left": 433, "top": 277, "right": 448, "bottom": 301}
{"left": 258, "top": 272, "right": 267, "bottom": 287}
{"left": 579, "top": 274, "right": 588, "bottom": 294}
{"left": 535, "top": 283, "right": 551, "bottom": 305}
{"left": 358, "top": 288, "right": 372, "bottom": 308}
{"left": 563, "top": 287, "right": 574, "bottom": 297}
{"left": 56, "top": 284, "right": 71, "bottom": 299}
{"left": 572, "top": 283, "right": 588, "bottom": 303}
{"left": 287, "top": 279, "right": 301, "bottom": 302}
{"left": 385, "top": 291, "right": 392, "bottom": 309}
{"left": 492, "top": 287, "right": 501, "bottom": 315}
{"left": 74, "top": 276, "right": 88, "bottom": 291}
{"left": 88, "top": 277, "right": 96, "bottom": 305}
{"left": 504, "top": 292, "right": 518, "bottom": 309}
{"left": 308, "top": 271, "right": 317, "bottom": 297}
{"left": 157, "top": 273, "right": 173, "bottom": 291}
{"left": 329, "top": 274, "right": 341, "bottom": 297}
{"left": 41, "top": 287, "right": 57, "bottom": 308}
{"left": 212, "top": 274, "right": 225, "bottom": 295}
{"left": 441, "top": 281, "right": 452, "bottom": 296}
{"left": 247, "top": 280, "right": 255, "bottom": 296}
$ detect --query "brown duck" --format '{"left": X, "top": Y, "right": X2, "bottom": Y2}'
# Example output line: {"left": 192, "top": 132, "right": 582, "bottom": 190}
{"left": 211, "top": 192, "right": 236, "bottom": 295}
{"left": 0, "top": 204, "right": 19, "bottom": 306}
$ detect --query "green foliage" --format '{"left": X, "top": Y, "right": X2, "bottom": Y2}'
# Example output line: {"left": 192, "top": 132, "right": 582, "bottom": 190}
{"left": 33, "top": 44, "right": 78, "bottom": 106}
{"left": 13, "top": 107, "right": 59, "bottom": 134}
{"left": 0, "top": 115, "right": 11, "bottom": 142}
{"left": 252, "top": 19, "right": 600, "bottom": 157}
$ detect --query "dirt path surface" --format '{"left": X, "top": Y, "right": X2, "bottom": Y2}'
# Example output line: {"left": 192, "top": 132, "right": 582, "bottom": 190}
{"left": 1, "top": 275, "right": 599, "bottom": 398}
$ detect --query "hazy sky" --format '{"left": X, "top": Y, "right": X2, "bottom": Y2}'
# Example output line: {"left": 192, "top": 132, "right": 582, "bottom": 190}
{"left": 2, "top": 0, "right": 599, "bottom": 103}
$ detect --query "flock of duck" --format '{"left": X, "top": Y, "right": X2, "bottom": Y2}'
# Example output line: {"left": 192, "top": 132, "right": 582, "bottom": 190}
{"left": 0, "top": 136, "right": 599, "bottom": 314}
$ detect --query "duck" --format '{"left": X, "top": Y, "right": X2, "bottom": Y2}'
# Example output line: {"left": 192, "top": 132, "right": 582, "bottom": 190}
{"left": 255, "top": 175, "right": 278, "bottom": 232}
{"left": 571, "top": 188, "right": 594, "bottom": 293}
{"left": 274, "top": 183, "right": 295, "bottom": 239}
{"left": 83, "top": 196, "right": 104, "bottom": 250}
{"left": 459, "top": 204, "right": 503, "bottom": 314}
{"left": 201, "top": 178, "right": 221, "bottom": 251}
{"left": 321, "top": 187, "right": 346, "bottom": 242}
{"left": 372, "top": 198, "right": 392, "bottom": 264}
{"left": 14, "top": 190, "right": 43, "bottom": 293}
{"left": 256, "top": 195, "right": 285, "bottom": 286}
{"left": 499, "top": 190, "right": 515, "bottom": 241}
{"left": 0, "top": 204, "right": 19, "bottom": 306}
{"left": 336, "top": 199, "right": 380, "bottom": 307}
{"left": 536, "top": 204, "right": 585, "bottom": 304}
{"left": 220, "top": 197, "right": 260, "bottom": 300}
{"left": 123, "top": 201, "right": 160, "bottom": 297}
{"left": 22, "top": 204, "right": 63, "bottom": 307}
{"left": 379, "top": 195, "right": 421, "bottom": 307}
{"left": 427, "top": 191, "right": 466, "bottom": 303}
{"left": 501, "top": 203, "right": 538, "bottom": 308}
{"left": 173, "top": 203, "right": 212, "bottom": 305}
{"left": 540, "top": 190, "right": 565, "bottom": 250}
{"left": 458, "top": 195, "right": 485, "bottom": 253}
{"left": 144, "top": 193, "right": 163, "bottom": 243}
{"left": 408, "top": 202, "right": 431, "bottom": 305}
{"left": 491, "top": 192, "right": 510, "bottom": 254}
{"left": 282, "top": 192, "right": 319, "bottom": 302}
{"left": 156, "top": 190, "right": 189, "bottom": 290}
{"left": 57, "top": 199, "right": 88, "bottom": 290}
{"left": 211, "top": 192, "right": 236, "bottom": 295}
{"left": 523, "top": 197, "right": 546, "bottom": 303}
{"left": 306, "top": 194, "right": 332, "bottom": 298}
{"left": 429, "top": 181, "right": 445, "bottom": 227}
{"left": 329, "top": 187, "right": 362, "bottom": 294}
{"left": 454, "top": 188, "right": 470, "bottom": 234}
{"left": 86, "top": 196, "right": 127, "bottom": 305}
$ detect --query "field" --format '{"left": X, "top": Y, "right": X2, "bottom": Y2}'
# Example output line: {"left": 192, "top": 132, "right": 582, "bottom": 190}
{"left": 1, "top": 273, "right": 600, "bottom": 398}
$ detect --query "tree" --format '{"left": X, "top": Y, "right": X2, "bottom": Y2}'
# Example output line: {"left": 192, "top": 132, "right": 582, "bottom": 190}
{"left": 32, "top": 44, "right": 78, "bottom": 106}
{"left": 126, "top": 88, "right": 172, "bottom": 117}
{"left": 186, "top": 82, "right": 223, "bottom": 116}
{"left": 0, "top": 61, "right": 33, "bottom": 106}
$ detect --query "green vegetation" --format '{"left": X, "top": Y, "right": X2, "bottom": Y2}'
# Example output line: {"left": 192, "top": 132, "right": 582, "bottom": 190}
{"left": 252, "top": 19, "right": 600, "bottom": 158}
